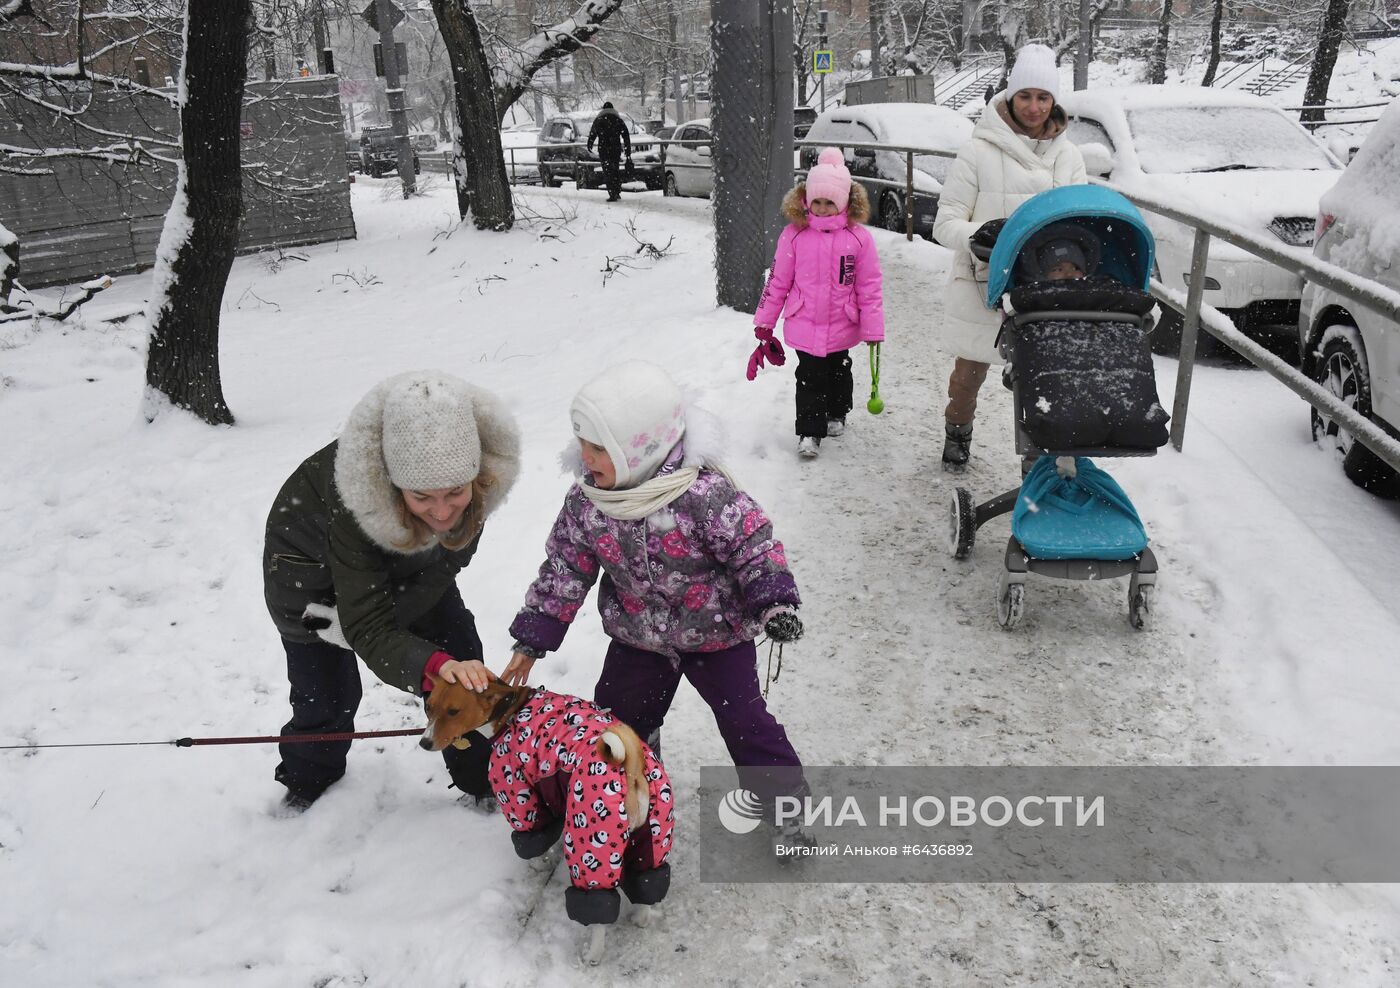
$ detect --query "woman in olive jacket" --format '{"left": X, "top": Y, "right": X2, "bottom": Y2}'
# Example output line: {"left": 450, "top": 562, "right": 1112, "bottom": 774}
{"left": 263, "top": 371, "right": 520, "bottom": 810}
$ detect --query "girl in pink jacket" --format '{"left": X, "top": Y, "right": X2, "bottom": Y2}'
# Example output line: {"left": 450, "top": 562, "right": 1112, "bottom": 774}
{"left": 753, "top": 147, "right": 886, "bottom": 459}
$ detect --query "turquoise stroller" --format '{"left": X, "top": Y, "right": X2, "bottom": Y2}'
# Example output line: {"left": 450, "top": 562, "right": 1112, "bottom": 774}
{"left": 946, "top": 186, "right": 1169, "bottom": 629}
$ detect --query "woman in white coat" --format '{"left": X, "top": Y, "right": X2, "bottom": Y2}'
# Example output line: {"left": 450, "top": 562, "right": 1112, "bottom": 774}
{"left": 931, "top": 44, "right": 1087, "bottom": 469}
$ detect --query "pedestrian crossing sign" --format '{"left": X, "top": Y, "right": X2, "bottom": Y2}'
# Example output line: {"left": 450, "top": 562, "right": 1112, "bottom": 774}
{"left": 813, "top": 50, "right": 833, "bottom": 74}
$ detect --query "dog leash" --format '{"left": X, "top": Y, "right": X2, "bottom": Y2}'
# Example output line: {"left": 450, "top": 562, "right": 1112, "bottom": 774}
{"left": 0, "top": 728, "right": 424, "bottom": 751}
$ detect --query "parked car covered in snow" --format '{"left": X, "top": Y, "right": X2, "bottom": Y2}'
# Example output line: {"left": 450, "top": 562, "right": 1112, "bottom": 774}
{"left": 1058, "top": 85, "right": 1343, "bottom": 350}
{"left": 800, "top": 103, "right": 974, "bottom": 238}
{"left": 499, "top": 125, "right": 542, "bottom": 183}
{"left": 537, "top": 110, "right": 663, "bottom": 190}
{"left": 1298, "top": 96, "right": 1400, "bottom": 496}
{"left": 661, "top": 118, "right": 713, "bottom": 198}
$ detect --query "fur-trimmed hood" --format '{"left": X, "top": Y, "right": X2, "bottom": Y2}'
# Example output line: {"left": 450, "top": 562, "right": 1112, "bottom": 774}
{"left": 782, "top": 181, "right": 872, "bottom": 227}
{"left": 335, "top": 372, "right": 521, "bottom": 553}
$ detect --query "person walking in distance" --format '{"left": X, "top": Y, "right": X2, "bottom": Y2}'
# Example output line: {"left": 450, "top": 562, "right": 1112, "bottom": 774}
{"left": 588, "top": 101, "right": 633, "bottom": 202}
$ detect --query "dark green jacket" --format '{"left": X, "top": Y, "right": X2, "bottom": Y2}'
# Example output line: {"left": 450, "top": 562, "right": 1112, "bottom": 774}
{"left": 263, "top": 441, "right": 486, "bottom": 693}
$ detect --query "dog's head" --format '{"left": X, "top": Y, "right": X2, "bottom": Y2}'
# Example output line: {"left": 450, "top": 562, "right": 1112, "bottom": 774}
{"left": 420, "top": 676, "right": 524, "bottom": 752}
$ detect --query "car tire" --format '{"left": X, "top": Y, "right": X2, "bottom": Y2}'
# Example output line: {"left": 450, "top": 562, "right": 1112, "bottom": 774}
{"left": 664, "top": 172, "right": 679, "bottom": 197}
{"left": 1311, "top": 329, "right": 1400, "bottom": 498}
{"left": 880, "top": 193, "right": 904, "bottom": 233}
{"left": 575, "top": 163, "right": 592, "bottom": 190}
{"left": 539, "top": 166, "right": 556, "bottom": 188}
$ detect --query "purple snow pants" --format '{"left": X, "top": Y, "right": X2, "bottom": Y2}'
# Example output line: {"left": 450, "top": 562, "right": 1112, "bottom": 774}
{"left": 593, "top": 638, "right": 807, "bottom": 805}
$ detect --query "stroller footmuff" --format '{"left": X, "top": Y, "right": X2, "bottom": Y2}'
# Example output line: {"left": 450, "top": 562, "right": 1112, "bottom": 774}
{"left": 1005, "top": 278, "right": 1169, "bottom": 452}
{"left": 946, "top": 186, "right": 1163, "bottom": 630}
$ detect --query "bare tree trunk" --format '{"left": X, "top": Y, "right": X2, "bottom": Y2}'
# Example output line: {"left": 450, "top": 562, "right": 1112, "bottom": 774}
{"left": 868, "top": 0, "right": 881, "bottom": 76}
{"left": 1301, "top": 0, "right": 1350, "bottom": 123}
{"left": 430, "top": 0, "right": 513, "bottom": 229}
{"left": 143, "top": 1, "right": 252, "bottom": 426}
{"left": 1074, "top": 0, "right": 1092, "bottom": 89}
{"left": 1200, "top": 0, "right": 1225, "bottom": 85}
{"left": 1149, "top": 0, "right": 1171, "bottom": 84}
{"left": 0, "top": 222, "right": 18, "bottom": 310}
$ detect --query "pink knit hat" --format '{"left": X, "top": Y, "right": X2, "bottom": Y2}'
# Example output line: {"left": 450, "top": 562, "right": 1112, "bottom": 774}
{"left": 805, "top": 147, "right": 852, "bottom": 212}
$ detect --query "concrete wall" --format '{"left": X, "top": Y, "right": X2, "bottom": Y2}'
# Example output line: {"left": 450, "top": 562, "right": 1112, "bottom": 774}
{"left": 0, "top": 76, "right": 356, "bottom": 289}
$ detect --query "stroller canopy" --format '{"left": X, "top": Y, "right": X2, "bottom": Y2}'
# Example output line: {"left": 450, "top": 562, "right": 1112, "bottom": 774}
{"left": 986, "top": 185, "right": 1156, "bottom": 307}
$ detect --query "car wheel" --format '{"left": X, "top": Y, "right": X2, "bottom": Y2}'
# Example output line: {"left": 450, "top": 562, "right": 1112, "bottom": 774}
{"left": 539, "top": 166, "right": 556, "bottom": 188}
{"left": 1311, "top": 329, "right": 1400, "bottom": 498}
{"left": 575, "top": 163, "right": 592, "bottom": 190}
{"left": 664, "top": 172, "right": 679, "bottom": 197}
{"left": 880, "top": 193, "right": 904, "bottom": 233}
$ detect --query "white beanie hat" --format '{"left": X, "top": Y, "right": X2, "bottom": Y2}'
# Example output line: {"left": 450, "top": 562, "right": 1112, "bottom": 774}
{"left": 805, "top": 147, "right": 853, "bottom": 212}
{"left": 569, "top": 361, "right": 685, "bottom": 489}
{"left": 380, "top": 371, "right": 482, "bottom": 490}
{"left": 1007, "top": 43, "right": 1059, "bottom": 102}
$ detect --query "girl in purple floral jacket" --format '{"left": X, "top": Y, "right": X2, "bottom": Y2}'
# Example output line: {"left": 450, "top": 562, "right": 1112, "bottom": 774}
{"left": 503, "top": 360, "right": 807, "bottom": 807}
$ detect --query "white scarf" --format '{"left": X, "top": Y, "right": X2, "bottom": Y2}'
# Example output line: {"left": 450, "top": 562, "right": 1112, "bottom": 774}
{"left": 580, "top": 460, "right": 740, "bottom": 520}
{"left": 580, "top": 466, "right": 702, "bottom": 520}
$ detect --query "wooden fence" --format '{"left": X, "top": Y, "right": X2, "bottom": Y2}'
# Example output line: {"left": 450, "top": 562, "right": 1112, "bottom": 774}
{"left": 0, "top": 75, "right": 355, "bottom": 289}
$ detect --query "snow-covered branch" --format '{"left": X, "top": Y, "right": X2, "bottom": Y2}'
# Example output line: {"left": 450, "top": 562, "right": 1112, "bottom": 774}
{"left": 0, "top": 59, "right": 180, "bottom": 105}
{"left": 0, "top": 0, "right": 34, "bottom": 26}
{"left": 491, "top": 0, "right": 626, "bottom": 115}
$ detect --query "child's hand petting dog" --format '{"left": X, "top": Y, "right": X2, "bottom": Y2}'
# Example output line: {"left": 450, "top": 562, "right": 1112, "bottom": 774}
{"left": 438, "top": 658, "right": 490, "bottom": 692}
{"left": 501, "top": 651, "right": 538, "bottom": 687}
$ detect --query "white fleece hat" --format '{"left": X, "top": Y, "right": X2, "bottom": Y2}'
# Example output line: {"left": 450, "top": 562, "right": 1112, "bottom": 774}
{"left": 380, "top": 371, "right": 482, "bottom": 491}
{"left": 569, "top": 361, "right": 685, "bottom": 489}
{"left": 1007, "top": 43, "right": 1060, "bottom": 102}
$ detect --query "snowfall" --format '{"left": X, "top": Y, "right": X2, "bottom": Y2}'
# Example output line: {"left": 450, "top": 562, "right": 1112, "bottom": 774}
{"left": 5, "top": 53, "right": 1400, "bottom": 988}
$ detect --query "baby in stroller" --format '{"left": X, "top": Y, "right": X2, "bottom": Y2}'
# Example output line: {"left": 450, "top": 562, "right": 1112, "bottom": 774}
{"left": 948, "top": 185, "right": 1168, "bottom": 629}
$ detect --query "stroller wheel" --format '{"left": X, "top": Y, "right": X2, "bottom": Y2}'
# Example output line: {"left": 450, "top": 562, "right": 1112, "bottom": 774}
{"left": 1128, "top": 574, "right": 1155, "bottom": 630}
{"left": 947, "top": 487, "right": 975, "bottom": 560}
{"left": 996, "top": 570, "right": 1025, "bottom": 629}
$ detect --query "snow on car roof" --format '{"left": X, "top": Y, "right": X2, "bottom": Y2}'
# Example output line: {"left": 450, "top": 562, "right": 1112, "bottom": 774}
{"left": 1062, "top": 84, "right": 1290, "bottom": 114}
{"left": 814, "top": 102, "right": 973, "bottom": 149}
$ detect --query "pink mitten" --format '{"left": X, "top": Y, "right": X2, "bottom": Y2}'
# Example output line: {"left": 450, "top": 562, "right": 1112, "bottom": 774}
{"left": 754, "top": 326, "right": 786, "bottom": 369}
{"left": 746, "top": 343, "right": 767, "bottom": 381}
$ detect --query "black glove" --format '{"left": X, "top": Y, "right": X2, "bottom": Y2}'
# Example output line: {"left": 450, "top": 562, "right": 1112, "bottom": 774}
{"left": 968, "top": 218, "right": 1006, "bottom": 259}
{"left": 763, "top": 607, "right": 804, "bottom": 644}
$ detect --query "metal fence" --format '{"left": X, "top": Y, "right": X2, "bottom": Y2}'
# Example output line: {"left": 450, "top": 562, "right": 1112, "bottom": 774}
{"left": 1096, "top": 178, "right": 1400, "bottom": 475}
{"left": 418, "top": 131, "right": 1400, "bottom": 480}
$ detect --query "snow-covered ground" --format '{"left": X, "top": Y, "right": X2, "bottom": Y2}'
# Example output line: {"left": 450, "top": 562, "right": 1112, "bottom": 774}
{"left": 3, "top": 179, "right": 1399, "bottom": 986}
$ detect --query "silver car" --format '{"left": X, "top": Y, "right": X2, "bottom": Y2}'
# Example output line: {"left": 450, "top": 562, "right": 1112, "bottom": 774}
{"left": 662, "top": 118, "right": 713, "bottom": 198}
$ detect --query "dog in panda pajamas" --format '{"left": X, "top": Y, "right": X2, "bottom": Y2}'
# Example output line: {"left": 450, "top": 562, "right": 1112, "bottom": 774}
{"left": 423, "top": 679, "right": 673, "bottom": 928}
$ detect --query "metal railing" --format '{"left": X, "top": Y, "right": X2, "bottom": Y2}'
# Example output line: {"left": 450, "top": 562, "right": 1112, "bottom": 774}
{"left": 419, "top": 137, "right": 706, "bottom": 186}
{"left": 1093, "top": 177, "right": 1400, "bottom": 475}
{"left": 794, "top": 138, "right": 958, "bottom": 241}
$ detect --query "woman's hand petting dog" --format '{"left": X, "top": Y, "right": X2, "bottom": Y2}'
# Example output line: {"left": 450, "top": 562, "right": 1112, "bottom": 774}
{"left": 501, "top": 651, "right": 537, "bottom": 687}
{"left": 438, "top": 658, "right": 491, "bottom": 692}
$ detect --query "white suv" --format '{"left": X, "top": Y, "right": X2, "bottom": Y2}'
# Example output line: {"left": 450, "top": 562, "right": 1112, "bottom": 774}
{"left": 1298, "top": 97, "right": 1400, "bottom": 497}
{"left": 1059, "top": 86, "right": 1343, "bottom": 351}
